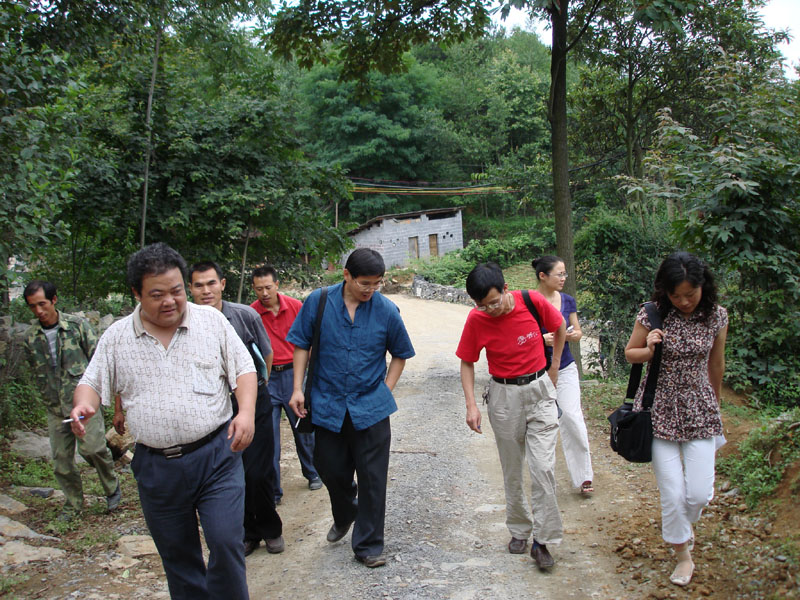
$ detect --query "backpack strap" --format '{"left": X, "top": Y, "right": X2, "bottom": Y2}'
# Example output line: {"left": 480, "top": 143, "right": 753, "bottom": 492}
{"left": 521, "top": 290, "right": 552, "bottom": 371}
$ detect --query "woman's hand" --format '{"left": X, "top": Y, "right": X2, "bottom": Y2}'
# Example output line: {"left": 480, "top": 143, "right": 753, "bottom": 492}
{"left": 543, "top": 332, "right": 555, "bottom": 347}
{"left": 646, "top": 328, "right": 664, "bottom": 356}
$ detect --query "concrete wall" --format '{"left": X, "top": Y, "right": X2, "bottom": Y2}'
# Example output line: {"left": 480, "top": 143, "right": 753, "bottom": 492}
{"left": 346, "top": 210, "right": 463, "bottom": 268}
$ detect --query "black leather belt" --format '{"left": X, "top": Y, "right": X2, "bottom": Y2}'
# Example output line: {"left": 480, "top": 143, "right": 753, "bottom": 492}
{"left": 143, "top": 423, "right": 226, "bottom": 459}
{"left": 272, "top": 363, "right": 293, "bottom": 372}
{"left": 492, "top": 368, "right": 547, "bottom": 386}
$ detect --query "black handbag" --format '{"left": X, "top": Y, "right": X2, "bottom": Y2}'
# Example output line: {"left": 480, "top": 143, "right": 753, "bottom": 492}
{"left": 608, "top": 302, "right": 663, "bottom": 463}
{"left": 295, "top": 287, "right": 328, "bottom": 434}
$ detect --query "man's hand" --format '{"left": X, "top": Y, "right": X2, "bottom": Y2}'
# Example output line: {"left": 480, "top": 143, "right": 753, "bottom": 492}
{"left": 112, "top": 411, "right": 126, "bottom": 436}
{"left": 228, "top": 412, "right": 255, "bottom": 452}
{"left": 466, "top": 403, "right": 482, "bottom": 434}
{"left": 69, "top": 403, "right": 97, "bottom": 437}
{"left": 289, "top": 390, "right": 307, "bottom": 419}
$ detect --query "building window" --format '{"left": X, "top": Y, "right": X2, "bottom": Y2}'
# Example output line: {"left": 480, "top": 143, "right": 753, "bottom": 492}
{"left": 428, "top": 234, "right": 439, "bottom": 257}
{"left": 408, "top": 236, "right": 419, "bottom": 259}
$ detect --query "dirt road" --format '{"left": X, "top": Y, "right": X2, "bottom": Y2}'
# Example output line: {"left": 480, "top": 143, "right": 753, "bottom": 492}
{"left": 245, "top": 294, "right": 645, "bottom": 599}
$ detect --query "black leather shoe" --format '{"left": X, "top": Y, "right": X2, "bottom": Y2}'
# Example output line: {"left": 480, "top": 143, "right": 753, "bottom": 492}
{"left": 243, "top": 539, "right": 260, "bottom": 557}
{"left": 355, "top": 554, "right": 386, "bottom": 568}
{"left": 326, "top": 520, "right": 354, "bottom": 543}
{"left": 265, "top": 536, "right": 285, "bottom": 554}
{"left": 531, "top": 542, "right": 554, "bottom": 569}
{"left": 508, "top": 537, "right": 527, "bottom": 554}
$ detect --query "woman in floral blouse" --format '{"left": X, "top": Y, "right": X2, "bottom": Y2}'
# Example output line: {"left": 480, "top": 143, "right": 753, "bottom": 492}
{"left": 625, "top": 252, "right": 728, "bottom": 588}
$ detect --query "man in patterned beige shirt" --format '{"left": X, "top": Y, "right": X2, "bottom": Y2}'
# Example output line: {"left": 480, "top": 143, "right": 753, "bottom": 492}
{"left": 70, "top": 243, "right": 256, "bottom": 600}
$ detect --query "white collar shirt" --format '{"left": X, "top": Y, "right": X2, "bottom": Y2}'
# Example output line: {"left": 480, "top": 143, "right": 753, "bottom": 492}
{"left": 80, "top": 302, "right": 255, "bottom": 448}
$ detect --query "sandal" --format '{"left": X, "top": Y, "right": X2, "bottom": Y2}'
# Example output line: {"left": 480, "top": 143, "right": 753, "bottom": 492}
{"left": 580, "top": 481, "right": 594, "bottom": 494}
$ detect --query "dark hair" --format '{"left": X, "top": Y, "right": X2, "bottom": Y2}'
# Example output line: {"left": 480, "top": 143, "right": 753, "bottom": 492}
{"left": 23, "top": 280, "right": 56, "bottom": 302}
{"left": 126, "top": 243, "right": 187, "bottom": 294}
{"left": 532, "top": 255, "right": 563, "bottom": 282}
{"left": 466, "top": 262, "right": 505, "bottom": 302}
{"left": 652, "top": 251, "right": 718, "bottom": 321}
{"left": 345, "top": 248, "right": 385, "bottom": 278}
{"left": 188, "top": 261, "right": 223, "bottom": 282}
{"left": 252, "top": 265, "right": 278, "bottom": 283}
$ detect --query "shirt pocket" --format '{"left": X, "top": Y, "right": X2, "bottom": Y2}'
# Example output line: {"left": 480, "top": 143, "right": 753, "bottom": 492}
{"left": 192, "top": 361, "right": 222, "bottom": 396}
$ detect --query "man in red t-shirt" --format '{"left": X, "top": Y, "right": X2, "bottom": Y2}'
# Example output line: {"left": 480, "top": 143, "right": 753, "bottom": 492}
{"left": 251, "top": 266, "right": 322, "bottom": 504}
{"left": 456, "top": 262, "right": 566, "bottom": 570}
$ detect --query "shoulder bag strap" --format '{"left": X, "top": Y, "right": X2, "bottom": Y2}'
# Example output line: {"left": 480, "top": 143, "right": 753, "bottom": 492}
{"left": 521, "top": 290, "right": 552, "bottom": 371}
{"left": 640, "top": 301, "right": 664, "bottom": 410}
{"left": 625, "top": 302, "right": 664, "bottom": 406}
{"left": 303, "top": 287, "right": 329, "bottom": 403}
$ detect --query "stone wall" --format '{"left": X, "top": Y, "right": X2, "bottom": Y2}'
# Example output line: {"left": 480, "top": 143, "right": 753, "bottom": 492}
{"left": 410, "top": 275, "right": 473, "bottom": 306}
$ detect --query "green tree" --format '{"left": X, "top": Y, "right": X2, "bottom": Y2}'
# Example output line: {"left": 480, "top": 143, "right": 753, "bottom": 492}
{"left": 0, "top": 4, "right": 79, "bottom": 304}
{"left": 626, "top": 56, "right": 800, "bottom": 404}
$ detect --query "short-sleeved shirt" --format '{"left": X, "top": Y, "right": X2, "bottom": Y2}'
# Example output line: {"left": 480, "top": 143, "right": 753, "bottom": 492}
{"left": 221, "top": 300, "right": 272, "bottom": 382}
{"left": 251, "top": 294, "right": 302, "bottom": 365}
{"left": 541, "top": 292, "right": 577, "bottom": 370}
{"left": 80, "top": 302, "right": 255, "bottom": 448}
{"left": 456, "top": 290, "right": 563, "bottom": 378}
{"left": 633, "top": 303, "right": 728, "bottom": 442}
{"left": 286, "top": 283, "right": 415, "bottom": 432}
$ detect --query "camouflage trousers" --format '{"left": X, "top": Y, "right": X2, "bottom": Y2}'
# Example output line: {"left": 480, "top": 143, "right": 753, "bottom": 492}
{"left": 46, "top": 410, "right": 118, "bottom": 512}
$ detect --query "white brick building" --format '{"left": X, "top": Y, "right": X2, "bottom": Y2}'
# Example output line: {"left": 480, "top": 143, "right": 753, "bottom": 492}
{"left": 344, "top": 207, "right": 464, "bottom": 268}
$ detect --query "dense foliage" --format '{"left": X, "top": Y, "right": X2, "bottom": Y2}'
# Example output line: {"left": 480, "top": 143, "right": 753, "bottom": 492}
{"left": 1, "top": 0, "right": 798, "bottom": 414}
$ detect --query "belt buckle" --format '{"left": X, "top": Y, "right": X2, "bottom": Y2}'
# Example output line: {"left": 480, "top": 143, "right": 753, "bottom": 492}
{"left": 163, "top": 446, "right": 183, "bottom": 459}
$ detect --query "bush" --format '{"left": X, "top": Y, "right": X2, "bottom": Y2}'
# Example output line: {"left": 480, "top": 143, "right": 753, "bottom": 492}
{"left": 574, "top": 209, "right": 673, "bottom": 377}
{"left": 717, "top": 408, "right": 800, "bottom": 508}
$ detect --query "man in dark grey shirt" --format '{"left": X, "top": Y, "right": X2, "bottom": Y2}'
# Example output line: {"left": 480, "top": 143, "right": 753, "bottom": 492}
{"left": 189, "top": 261, "right": 285, "bottom": 556}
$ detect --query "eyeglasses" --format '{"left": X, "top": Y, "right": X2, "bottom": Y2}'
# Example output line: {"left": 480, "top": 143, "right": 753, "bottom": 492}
{"left": 476, "top": 293, "right": 504, "bottom": 312}
{"left": 550, "top": 272, "right": 568, "bottom": 279}
{"left": 354, "top": 279, "right": 384, "bottom": 291}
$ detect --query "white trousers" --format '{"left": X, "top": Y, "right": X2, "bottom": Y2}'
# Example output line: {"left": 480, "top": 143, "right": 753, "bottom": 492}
{"left": 652, "top": 437, "right": 716, "bottom": 544}
{"left": 556, "top": 362, "right": 593, "bottom": 488}
{"left": 487, "top": 375, "right": 563, "bottom": 545}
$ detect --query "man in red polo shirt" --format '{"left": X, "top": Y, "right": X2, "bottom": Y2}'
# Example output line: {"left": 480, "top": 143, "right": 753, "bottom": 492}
{"left": 251, "top": 266, "right": 322, "bottom": 504}
{"left": 457, "top": 262, "right": 566, "bottom": 571}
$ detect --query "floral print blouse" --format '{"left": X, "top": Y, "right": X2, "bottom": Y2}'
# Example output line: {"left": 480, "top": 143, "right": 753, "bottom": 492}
{"left": 633, "top": 304, "right": 728, "bottom": 442}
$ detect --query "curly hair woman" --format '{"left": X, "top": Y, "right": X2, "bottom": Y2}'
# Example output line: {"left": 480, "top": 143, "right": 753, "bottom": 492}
{"left": 624, "top": 252, "right": 728, "bottom": 587}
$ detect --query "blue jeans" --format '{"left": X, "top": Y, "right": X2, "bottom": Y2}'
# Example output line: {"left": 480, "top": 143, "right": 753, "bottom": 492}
{"left": 268, "top": 367, "right": 318, "bottom": 500}
{"left": 132, "top": 425, "right": 248, "bottom": 600}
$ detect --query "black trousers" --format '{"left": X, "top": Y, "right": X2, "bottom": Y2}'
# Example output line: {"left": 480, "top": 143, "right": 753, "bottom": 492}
{"left": 234, "top": 384, "right": 282, "bottom": 541}
{"left": 314, "top": 413, "right": 391, "bottom": 558}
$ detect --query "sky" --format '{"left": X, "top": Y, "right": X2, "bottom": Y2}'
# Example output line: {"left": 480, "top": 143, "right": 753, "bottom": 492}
{"left": 496, "top": 0, "right": 799, "bottom": 79}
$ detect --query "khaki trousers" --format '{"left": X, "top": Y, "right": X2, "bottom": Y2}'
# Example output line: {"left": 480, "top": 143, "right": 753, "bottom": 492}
{"left": 487, "top": 375, "right": 563, "bottom": 545}
{"left": 47, "top": 410, "right": 118, "bottom": 511}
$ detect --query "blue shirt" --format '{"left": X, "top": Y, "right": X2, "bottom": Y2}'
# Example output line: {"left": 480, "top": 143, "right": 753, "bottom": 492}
{"left": 542, "top": 292, "right": 577, "bottom": 370}
{"left": 286, "top": 283, "right": 415, "bottom": 432}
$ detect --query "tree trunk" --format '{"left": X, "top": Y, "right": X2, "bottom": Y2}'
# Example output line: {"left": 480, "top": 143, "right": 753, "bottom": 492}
{"left": 140, "top": 21, "right": 162, "bottom": 249}
{"left": 237, "top": 228, "right": 251, "bottom": 304}
{"left": 548, "top": 0, "right": 582, "bottom": 374}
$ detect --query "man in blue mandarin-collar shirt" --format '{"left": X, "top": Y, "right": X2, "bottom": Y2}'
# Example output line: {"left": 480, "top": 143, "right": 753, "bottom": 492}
{"left": 287, "top": 248, "right": 415, "bottom": 568}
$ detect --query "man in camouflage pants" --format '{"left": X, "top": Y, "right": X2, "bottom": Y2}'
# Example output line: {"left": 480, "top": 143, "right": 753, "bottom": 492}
{"left": 24, "top": 281, "right": 120, "bottom": 519}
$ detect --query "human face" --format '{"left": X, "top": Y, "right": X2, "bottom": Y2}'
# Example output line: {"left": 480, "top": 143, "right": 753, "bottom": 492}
{"left": 668, "top": 280, "right": 702, "bottom": 316}
{"left": 475, "top": 285, "right": 509, "bottom": 318}
{"left": 253, "top": 275, "right": 279, "bottom": 308}
{"left": 190, "top": 269, "right": 225, "bottom": 311}
{"left": 26, "top": 289, "right": 58, "bottom": 327}
{"left": 134, "top": 267, "right": 187, "bottom": 330}
{"left": 343, "top": 269, "right": 383, "bottom": 303}
{"left": 541, "top": 261, "right": 568, "bottom": 292}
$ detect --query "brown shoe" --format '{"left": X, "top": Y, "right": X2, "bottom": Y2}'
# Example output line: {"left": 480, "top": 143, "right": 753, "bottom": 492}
{"left": 265, "top": 536, "right": 285, "bottom": 554}
{"left": 508, "top": 537, "right": 527, "bottom": 554}
{"left": 243, "top": 539, "right": 260, "bottom": 557}
{"left": 531, "top": 542, "right": 554, "bottom": 569}
{"left": 355, "top": 554, "right": 386, "bottom": 568}
{"left": 326, "top": 520, "right": 354, "bottom": 543}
